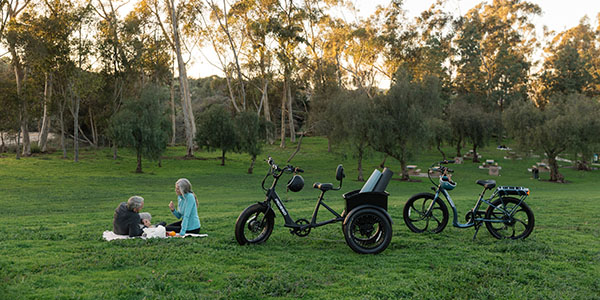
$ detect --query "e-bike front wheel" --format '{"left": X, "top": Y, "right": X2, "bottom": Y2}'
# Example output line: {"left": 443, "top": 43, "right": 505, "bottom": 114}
{"left": 403, "top": 193, "right": 449, "bottom": 234}
{"left": 235, "top": 203, "right": 274, "bottom": 245}
{"left": 485, "top": 197, "right": 534, "bottom": 240}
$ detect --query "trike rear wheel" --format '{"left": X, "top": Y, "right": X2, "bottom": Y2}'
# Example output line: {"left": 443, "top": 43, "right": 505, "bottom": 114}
{"left": 343, "top": 208, "right": 392, "bottom": 254}
{"left": 403, "top": 193, "right": 449, "bottom": 234}
{"left": 235, "top": 203, "right": 274, "bottom": 245}
{"left": 485, "top": 197, "right": 534, "bottom": 240}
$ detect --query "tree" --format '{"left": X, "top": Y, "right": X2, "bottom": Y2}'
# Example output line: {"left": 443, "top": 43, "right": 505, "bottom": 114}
{"left": 196, "top": 105, "right": 238, "bottom": 166}
{"left": 368, "top": 70, "right": 439, "bottom": 180}
{"left": 447, "top": 98, "right": 496, "bottom": 163}
{"left": 504, "top": 94, "right": 590, "bottom": 182}
{"left": 330, "top": 91, "right": 373, "bottom": 181}
{"left": 110, "top": 85, "right": 169, "bottom": 173}
{"left": 428, "top": 117, "right": 451, "bottom": 161}
{"left": 1, "top": 0, "right": 32, "bottom": 158}
{"left": 235, "top": 111, "right": 265, "bottom": 174}
{"left": 145, "top": 0, "right": 197, "bottom": 157}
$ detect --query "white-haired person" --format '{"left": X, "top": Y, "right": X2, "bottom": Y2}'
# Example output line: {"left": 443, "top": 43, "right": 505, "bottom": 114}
{"left": 113, "top": 196, "right": 153, "bottom": 237}
{"left": 167, "top": 178, "right": 201, "bottom": 236}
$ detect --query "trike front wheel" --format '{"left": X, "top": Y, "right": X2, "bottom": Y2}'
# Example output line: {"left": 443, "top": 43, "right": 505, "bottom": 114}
{"left": 403, "top": 193, "right": 449, "bottom": 234}
{"left": 343, "top": 208, "right": 392, "bottom": 254}
{"left": 235, "top": 203, "right": 274, "bottom": 245}
{"left": 485, "top": 197, "right": 534, "bottom": 239}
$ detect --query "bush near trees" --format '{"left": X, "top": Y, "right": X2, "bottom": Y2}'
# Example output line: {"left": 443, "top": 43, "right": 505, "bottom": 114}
{"left": 195, "top": 105, "right": 238, "bottom": 166}
{"left": 109, "top": 86, "right": 169, "bottom": 173}
{"left": 234, "top": 111, "right": 266, "bottom": 174}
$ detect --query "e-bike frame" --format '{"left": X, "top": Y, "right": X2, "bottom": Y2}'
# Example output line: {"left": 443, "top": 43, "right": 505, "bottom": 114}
{"left": 261, "top": 162, "right": 343, "bottom": 232}
{"left": 425, "top": 162, "right": 530, "bottom": 237}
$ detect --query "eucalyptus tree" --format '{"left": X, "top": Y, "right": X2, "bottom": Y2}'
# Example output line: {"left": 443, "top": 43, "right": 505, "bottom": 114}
{"left": 271, "top": 0, "right": 307, "bottom": 147}
{"left": 453, "top": 0, "right": 541, "bottom": 112}
{"left": 193, "top": 0, "right": 248, "bottom": 113}
{"left": 143, "top": 0, "right": 197, "bottom": 157}
{"left": 1, "top": 0, "right": 32, "bottom": 158}
{"left": 237, "top": 0, "right": 278, "bottom": 142}
{"left": 538, "top": 19, "right": 599, "bottom": 102}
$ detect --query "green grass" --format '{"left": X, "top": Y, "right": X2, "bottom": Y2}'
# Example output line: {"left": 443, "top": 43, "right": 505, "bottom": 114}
{"left": 1, "top": 137, "right": 599, "bottom": 299}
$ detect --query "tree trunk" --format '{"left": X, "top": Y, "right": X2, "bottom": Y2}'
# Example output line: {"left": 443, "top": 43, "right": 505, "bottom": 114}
{"left": 0, "top": 132, "right": 5, "bottom": 153}
{"left": 248, "top": 154, "right": 256, "bottom": 174}
{"left": 379, "top": 155, "right": 388, "bottom": 168}
{"left": 437, "top": 141, "right": 446, "bottom": 161}
{"left": 112, "top": 143, "right": 118, "bottom": 160}
{"left": 576, "top": 152, "right": 592, "bottom": 171}
{"left": 136, "top": 150, "right": 143, "bottom": 173}
{"left": 16, "top": 116, "right": 21, "bottom": 160}
{"left": 472, "top": 144, "right": 479, "bottom": 163}
{"left": 221, "top": 149, "right": 226, "bottom": 166}
{"left": 279, "top": 80, "right": 286, "bottom": 148}
{"left": 400, "top": 157, "right": 409, "bottom": 181}
{"left": 262, "top": 80, "right": 273, "bottom": 145}
{"left": 89, "top": 109, "right": 98, "bottom": 148}
{"left": 456, "top": 136, "right": 462, "bottom": 157}
{"left": 21, "top": 116, "right": 30, "bottom": 156}
{"left": 170, "top": 73, "right": 176, "bottom": 146}
{"left": 547, "top": 155, "right": 564, "bottom": 183}
{"left": 39, "top": 73, "right": 53, "bottom": 152}
{"left": 59, "top": 103, "right": 66, "bottom": 159}
{"left": 72, "top": 85, "right": 80, "bottom": 163}
{"left": 168, "top": 0, "right": 195, "bottom": 157}
{"left": 287, "top": 76, "right": 296, "bottom": 143}
{"left": 357, "top": 146, "right": 364, "bottom": 181}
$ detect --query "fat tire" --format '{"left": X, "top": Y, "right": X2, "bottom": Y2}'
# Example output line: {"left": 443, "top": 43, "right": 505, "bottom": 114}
{"left": 343, "top": 208, "right": 392, "bottom": 254}
{"left": 485, "top": 197, "right": 534, "bottom": 240}
{"left": 403, "top": 193, "right": 449, "bottom": 234}
{"left": 235, "top": 203, "right": 274, "bottom": 245}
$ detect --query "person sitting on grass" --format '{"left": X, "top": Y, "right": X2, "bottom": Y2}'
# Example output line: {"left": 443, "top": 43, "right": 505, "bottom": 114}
{"left": 113, "top": 196, "right": 165, "bottom": 237}
{"left": 167, "top": 178, "right": 201, "bottom": 236}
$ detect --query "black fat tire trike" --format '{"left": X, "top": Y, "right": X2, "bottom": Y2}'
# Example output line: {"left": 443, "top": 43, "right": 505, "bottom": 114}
{"left": 235, "top": 157, "right": 393, "bottom": 254}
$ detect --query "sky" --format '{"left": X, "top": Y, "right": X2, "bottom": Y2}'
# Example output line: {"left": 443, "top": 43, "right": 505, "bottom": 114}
{"left": 190, "top": 0, "right": 600, "bottom": 78}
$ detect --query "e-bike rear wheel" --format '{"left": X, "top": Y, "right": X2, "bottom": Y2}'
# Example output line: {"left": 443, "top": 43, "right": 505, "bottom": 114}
{"left": 344, "top": 208, "right": 392, "bottom": 254}
{"left": 235, "top": 203, "right": 274, "bottom": 245}
{"left": 403, "top": 193, "right": 449, "bottom": 233}
{"left": 485, "top": 197, "right": 534, "bottom": 240}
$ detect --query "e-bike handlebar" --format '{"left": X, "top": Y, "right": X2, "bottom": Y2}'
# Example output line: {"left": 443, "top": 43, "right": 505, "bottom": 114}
{"left": 262, "top": 157, "right": 303, "bottom": 191}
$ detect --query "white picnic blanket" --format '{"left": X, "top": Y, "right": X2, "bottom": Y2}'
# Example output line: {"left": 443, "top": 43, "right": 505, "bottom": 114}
{"left": 102, "top": 230, "right": 207, "bottom": 241}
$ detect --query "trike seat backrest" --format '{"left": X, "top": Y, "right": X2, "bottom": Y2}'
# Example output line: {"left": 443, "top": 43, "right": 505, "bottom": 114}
{"left": 360, "top": 168, "right": 393, "bottom": 193}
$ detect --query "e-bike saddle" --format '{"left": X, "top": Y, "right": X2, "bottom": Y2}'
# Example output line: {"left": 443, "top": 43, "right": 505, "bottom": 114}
{"left": 313, "top": 182, "right": 334, "bottom": 191}
{"left": 476, "top": 179, "right": 496, "bottom": 189}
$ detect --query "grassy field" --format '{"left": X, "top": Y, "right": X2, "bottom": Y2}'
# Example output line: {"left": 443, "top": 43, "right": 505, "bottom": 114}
{"left": 1, "top": 137, "right": 599, "bottom": 299}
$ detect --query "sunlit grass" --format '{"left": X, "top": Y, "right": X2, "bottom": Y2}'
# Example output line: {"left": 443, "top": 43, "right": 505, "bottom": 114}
{"left": 1, "top": 138, "right": 598, "bottom": 299}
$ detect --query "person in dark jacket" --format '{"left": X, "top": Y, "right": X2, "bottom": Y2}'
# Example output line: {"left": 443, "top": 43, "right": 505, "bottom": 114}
{"left": 113, "top": 196, "right": 151, "bottom": 237}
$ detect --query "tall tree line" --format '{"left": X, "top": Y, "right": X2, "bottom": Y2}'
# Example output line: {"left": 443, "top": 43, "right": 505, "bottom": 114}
{"left": 0, "top": 0, "right": 599, "bottom": 182}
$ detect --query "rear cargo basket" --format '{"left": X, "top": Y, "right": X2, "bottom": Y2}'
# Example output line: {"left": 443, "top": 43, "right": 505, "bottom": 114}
{"left": 343, "top": 190, "right": 388, "bottom": 212}
{"left": 496, "top": 186, "right": 529, "bottom": 196}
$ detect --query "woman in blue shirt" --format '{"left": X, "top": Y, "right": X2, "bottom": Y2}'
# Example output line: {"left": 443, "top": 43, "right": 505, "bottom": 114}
{"left": 166, "top": 178, "right": 201, "bottom": 236}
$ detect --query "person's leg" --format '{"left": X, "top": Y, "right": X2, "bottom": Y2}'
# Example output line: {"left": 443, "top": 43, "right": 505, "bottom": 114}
{"left": 165, "top": 220, "right": 182, "bottom": 232}
{"left": 186, "top": 228, "right": 200, "bottom": 234}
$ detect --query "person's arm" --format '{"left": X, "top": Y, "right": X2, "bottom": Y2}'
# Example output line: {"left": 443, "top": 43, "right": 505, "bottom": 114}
{"left": 171, "top": 198, "right": 182, "bottom": 219}
{"left": 178, "top": 194, "right": 194, "bottom": 235}
{"left": 128, "top": 215, "right": 144, "bottom": 237}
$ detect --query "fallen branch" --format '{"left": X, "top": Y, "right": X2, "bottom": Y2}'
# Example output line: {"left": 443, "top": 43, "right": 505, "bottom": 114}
{"left": 286, "top": 132, "right": 304, "bottom": 163}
